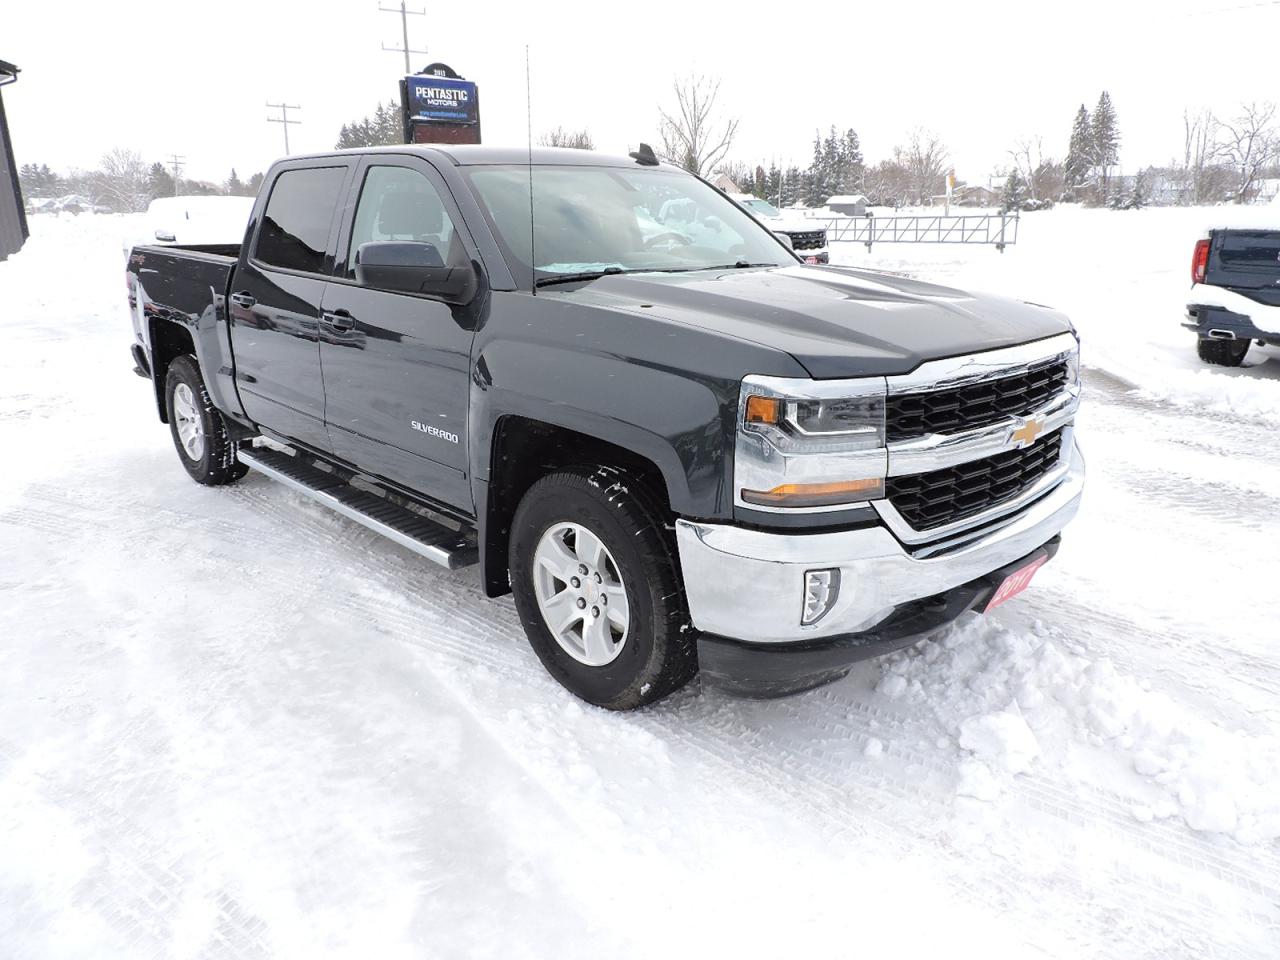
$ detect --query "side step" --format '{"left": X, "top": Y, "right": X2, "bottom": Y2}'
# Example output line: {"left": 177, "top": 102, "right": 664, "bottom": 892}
{"left": 238, "top": 446, "right": 479, "bottom": 570}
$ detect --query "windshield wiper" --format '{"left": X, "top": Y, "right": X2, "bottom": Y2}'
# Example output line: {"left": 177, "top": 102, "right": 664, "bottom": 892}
{"left": 659, "top": 261, "right": 777, "bottom": 273}
{"left": 534, "top": 266, "right": 628, "bottom": 288}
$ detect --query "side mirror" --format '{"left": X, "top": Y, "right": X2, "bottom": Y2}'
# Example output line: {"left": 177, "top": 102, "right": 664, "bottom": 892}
{"left": 774, "top": 231, "right": 794, "bottom": 250}
{"left": 154, "top": 229, "right": 176, "bottom": 242}
{"left": 355, "top": 241, "right": 477, "bottom": 304}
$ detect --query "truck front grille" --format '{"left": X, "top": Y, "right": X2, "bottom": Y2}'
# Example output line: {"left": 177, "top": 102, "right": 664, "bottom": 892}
{"left": 787, "top": 229, "right": 826, "bottom": 250}
{"left": 886, "top": 429, "right": 1064, "bottom": 531}
{"left": 886, "top": 358, "right": 1068, "bottom": 442}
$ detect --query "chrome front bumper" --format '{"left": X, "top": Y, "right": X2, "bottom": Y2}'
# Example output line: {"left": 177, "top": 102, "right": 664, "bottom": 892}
{"left": 677, "top": 439, "right": 1085, "bottom": 645}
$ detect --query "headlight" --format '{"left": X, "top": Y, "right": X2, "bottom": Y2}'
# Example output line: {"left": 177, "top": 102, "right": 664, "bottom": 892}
{"left": 737, "top": 375, "right": 888, "bottom": 510}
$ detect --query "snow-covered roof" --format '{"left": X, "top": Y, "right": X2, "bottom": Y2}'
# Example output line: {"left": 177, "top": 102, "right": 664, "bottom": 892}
{"left": 825, "top": 195, "right": 868, "bottom": 204}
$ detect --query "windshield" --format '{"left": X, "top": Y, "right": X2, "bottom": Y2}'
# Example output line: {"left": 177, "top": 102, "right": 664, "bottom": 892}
{"left": 738, "top": 197, "right": 781, "bottom": 218}
{"left": 464, "top": 165, "right": 794, "bottom": 283}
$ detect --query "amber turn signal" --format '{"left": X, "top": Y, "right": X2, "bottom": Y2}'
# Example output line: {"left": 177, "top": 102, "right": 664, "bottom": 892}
{"left": 745, "top": 395, "right": 782, "bottom": 425}
{"left": 741, "top": 477, "right": 885, "bottom": 508}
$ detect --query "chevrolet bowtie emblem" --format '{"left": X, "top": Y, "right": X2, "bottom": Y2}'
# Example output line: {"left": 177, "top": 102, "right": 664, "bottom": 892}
{"left": 1010, "top": 416, "right": 1045, "bottom": 448}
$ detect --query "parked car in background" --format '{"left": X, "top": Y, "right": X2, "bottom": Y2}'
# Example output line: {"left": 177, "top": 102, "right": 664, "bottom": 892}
{"left": 1185, "top": 224, "right": 1280, "bottom": 366}
{"left": 729, "top": 194, "right": 830, "bottom": 263}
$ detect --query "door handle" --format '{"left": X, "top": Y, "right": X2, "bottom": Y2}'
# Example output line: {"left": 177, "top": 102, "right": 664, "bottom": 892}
{"left": 324, "top": 309, "right": 355, "bottom": 332}
{"left": 229, "top": 291, "right": 256, "bottom": 309}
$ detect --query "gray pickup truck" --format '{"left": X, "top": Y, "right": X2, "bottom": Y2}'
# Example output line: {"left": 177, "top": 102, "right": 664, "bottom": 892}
{"left": 125, "top": 144, "right": 1085, "bottom": 709}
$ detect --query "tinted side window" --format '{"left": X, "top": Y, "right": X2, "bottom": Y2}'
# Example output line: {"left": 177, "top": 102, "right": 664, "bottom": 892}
{"left": 347, "top": 166, "right": 458, "bottom": 279}
{"left": 255, "top": 167, "right": 347, "bottom": 273}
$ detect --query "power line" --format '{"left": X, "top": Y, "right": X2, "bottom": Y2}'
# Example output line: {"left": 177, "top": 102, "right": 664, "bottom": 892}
{"left": 166, "top": 153, "right": 185, "bottom": 184}
{"left": 379, "top": 1, "right": 427, "bottom": 73}
{"left": 266, "top": 102, "right": 301, "bottom": 155}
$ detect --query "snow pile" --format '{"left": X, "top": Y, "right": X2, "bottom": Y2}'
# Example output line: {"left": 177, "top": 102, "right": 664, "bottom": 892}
{"left": 877, "top": 617, "right": 1280, "bottom": 844}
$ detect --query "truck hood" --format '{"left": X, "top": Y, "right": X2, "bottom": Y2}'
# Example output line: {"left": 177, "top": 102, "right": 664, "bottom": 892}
{"left": 563, "top": 265, "right": 1073, "bottom": 378}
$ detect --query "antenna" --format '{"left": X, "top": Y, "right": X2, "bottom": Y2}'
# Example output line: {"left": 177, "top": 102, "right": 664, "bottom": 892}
{"left": 526, "top": 44, "right": 536, "bottom": 295}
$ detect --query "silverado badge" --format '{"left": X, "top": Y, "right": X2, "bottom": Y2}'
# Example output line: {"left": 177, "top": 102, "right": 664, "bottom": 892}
{"left": 1009, "top": 416, "right": 1045, "bottom": 449}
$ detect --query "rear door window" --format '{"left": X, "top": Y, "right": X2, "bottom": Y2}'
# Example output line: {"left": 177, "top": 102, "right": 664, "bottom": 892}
{"left": 255, "top": 166, "right": 347, "bottom": 274}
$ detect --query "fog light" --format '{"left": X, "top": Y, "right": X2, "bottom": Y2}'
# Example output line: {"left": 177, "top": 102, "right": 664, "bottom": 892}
{"left": 802, "top": 568, "right": 841, "bottom": 625}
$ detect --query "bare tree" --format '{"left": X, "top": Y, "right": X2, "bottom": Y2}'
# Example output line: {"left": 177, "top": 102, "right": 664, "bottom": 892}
{"left": 1182, "top": 109, "right": 1224, "bottom": 204}
{"left": 1219, "top": 102, "right": 1278, "bottom": 203}
{"left": 1008, "top": 136, "right": 1044, "bottom": 201}
{"left": 91, "top": 148, "right": 150, "bottom": 212}
{"left": 539, "top": 127, "right": 594, "bottom": 150}
{"left": 657, "top": 75, "right": 739, "bottom": 176}
{"left": 896, "top": 130, "right": 949, "bottom": 205}
{"left": 863, "top": 158, "right": 912, "bottom": 208}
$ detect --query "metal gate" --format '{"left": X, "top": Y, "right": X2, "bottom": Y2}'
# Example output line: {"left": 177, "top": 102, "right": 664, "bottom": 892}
{"left": 810, "top": 212, "right": 1019, "bottom": 253}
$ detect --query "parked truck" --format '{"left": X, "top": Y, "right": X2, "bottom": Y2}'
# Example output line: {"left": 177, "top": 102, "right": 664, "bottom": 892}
{"left": 126, "top": 144, "right": 1085, "bottom": 709}
{"left": 1185, "top": 226, "right": 1280, "bottom": 366}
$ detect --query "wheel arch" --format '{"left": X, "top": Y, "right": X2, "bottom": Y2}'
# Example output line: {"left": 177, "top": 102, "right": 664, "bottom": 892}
{"left": 148, "top": 318, "right": 197, "bottom": 423}
{"left": 478, "top": 415, "right": 677, "bottom": 598}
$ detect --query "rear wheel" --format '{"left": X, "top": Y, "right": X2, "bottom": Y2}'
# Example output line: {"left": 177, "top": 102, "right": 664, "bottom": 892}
{"left": 509, "top": 466, "right": 696, "bottom": 710}
{"left": 165, "top": 355, "right": 249, "bottom": 486}
{"left": 1196, "top": 336, "right": 1249, "bottom": 367}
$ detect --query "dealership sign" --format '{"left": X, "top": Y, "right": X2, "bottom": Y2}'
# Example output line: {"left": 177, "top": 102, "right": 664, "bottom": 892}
{"left": 406, "top": 75, "right": 478, "bottom": 124}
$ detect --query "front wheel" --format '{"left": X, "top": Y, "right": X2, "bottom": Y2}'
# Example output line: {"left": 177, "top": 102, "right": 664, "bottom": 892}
{"left": 1196, "top": 336, "right": 1249, "bottom": 367}
{"left": 509, "top": 467, "right": 696, "bottom": 710}
{"left": 165, "top": 355, "right": 249, "bottom": 486}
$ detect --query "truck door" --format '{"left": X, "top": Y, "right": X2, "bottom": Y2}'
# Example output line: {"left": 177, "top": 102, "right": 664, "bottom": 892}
{"left": 228, "top": 160, "right": 353, "bottom": 451}
{"left": 319, "top": 157, "right": 478, "bottom": 511}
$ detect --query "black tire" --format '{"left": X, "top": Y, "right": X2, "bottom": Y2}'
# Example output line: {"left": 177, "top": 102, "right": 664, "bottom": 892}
{"left": 509, "top": 466, "right": 697, "bottom": 710}
{"left": 1197, "top": 337, "right": 1249, "bottom": 367}
{"left": 164, "top": 355, "right": 249, "bottom": 486}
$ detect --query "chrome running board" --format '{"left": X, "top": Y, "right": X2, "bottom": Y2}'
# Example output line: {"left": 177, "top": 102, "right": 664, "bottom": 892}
{"left": 238, "top": 446, "right": 478, "bottom": 570}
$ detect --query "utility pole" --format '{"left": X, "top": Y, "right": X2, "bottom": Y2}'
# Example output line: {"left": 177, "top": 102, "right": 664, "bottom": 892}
{"left": 379, "top": 1, "right": 427, "bottom": 73}
{"left": 266, "top": 102, "right": 301, "bottom": 155}
{"left": 166, "top": 153, "right": 185, "bottom": 186}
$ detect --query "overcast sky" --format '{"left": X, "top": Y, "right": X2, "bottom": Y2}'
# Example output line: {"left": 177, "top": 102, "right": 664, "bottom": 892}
{"left": 5, "top": 0, "right": 1279, "bottom": 186}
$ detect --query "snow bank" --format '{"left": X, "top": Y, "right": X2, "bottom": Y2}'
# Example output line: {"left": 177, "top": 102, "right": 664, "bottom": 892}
{"left": 877, "top": 618, "right": 1280, "bottom": 844}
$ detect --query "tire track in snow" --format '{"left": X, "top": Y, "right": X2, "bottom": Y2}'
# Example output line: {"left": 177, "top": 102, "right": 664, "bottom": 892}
{"left": 0, "top": 736, "right": 271, "bottom": 960}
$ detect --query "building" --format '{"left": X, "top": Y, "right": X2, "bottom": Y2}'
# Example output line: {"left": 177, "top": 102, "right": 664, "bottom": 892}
{"left": 0, "top": 59, "right": 27, "bottom": 261}
{"left": 824, "top": 194, "right": 867, "bottom": 216}
{"left": 710, "top": 173, "right": 740, "bottom": 194}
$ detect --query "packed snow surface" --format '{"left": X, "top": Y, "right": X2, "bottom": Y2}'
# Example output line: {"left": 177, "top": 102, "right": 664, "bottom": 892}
{"left": 1, "top": 210, "right": 1278, "bottom": 958}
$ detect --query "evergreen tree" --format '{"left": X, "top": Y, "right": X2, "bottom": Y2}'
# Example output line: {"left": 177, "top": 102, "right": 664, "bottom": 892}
{"left": 225, "top": 168, "right": 245, "bottom": 196}
{"left": 1064, "top": 105, "right": 1093, "bottom": 200}
{"left": 838, "top": 128, "right": 864, "bottom": 194}
{"left": 781, "top": 165, "right": 802, "bottom": 206}
{"left": 147, "top": 162, "right": 175, "bottom": 200}
{"left": 335, "top": 100, "right": 404, "bottom": 150}
{"left": 1091, "top": 91, "right": 1120, "bottom": 204}
{"left": 246, "top": 172, "right": 265, "bottom": 195}
{"left": 752, "top": 164, "right": 767, "bottom": 198}
{"left": 1001, "top": 169, "right": 1028, "bottom": 212}
{"left": 805, "top": 133, "right": 828, "bottom": 206}
{"left": 765, "top": 163, "right": 782, "bottom": 204}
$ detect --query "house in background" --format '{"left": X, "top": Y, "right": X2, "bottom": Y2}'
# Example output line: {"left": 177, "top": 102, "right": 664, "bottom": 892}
{"left": 0, "top": 59, "right": 26, "bottom": 261}
{"left": 954, "top": 184, "right": 1001, "bottom": 208}
{"left": 710, "top": 172, "right": 740, "bottom": 194}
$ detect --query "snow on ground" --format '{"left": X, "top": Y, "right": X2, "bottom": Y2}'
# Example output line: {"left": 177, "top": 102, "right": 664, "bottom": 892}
{"left": 1, "top": 213, "right": 1279, "bottom": 958}
{"left": 829, "top": 204, "right": 1280, "bottom": 420}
